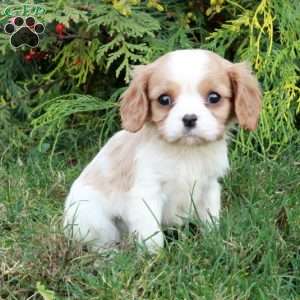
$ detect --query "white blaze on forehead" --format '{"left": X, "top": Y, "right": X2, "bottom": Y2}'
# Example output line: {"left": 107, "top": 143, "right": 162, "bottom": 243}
{"left": 166, "top": 50, "right": 210, "bottom": 87}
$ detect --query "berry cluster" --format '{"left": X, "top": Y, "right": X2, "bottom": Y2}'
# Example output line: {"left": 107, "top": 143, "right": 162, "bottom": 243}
{"left": 24, "top": 48, "right": 48, "bottom": 62}
{"left": 22, "top": 23, "right": 65, "bottom": 62}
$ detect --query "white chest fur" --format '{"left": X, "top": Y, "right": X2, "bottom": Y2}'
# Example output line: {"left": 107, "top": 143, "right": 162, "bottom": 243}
{"left": 134, "top": 135, "right": 229, "bottom": 225}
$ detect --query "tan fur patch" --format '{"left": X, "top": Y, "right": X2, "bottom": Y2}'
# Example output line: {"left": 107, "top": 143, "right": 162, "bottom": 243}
{"left": 228, "top": 63, "right": 262, "bottom": 131}
{"left": 148, "top": 72, "right": 181, "bottom": 123}
{"left": 121, "top": 56, "right": 182, "bottom": 128}
{"left": 82, "top": 132, "right": 142, "bottom": 193}
{"left": 120, "top": 66, "right": 151, "bottom": 133}
{"left": 198, "top": 73, "right": 232, "bottom": 126}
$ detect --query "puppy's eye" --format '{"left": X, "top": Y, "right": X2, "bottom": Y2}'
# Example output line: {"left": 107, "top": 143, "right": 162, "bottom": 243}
{"left": 158, "top": 94, "right": 172, "bottom": 106}
{"left": 207, "top": 92, "right": 221, "bottom": 104}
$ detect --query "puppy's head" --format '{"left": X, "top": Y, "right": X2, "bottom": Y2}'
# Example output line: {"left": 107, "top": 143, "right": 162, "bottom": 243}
{"left": 120, "top": 49, "right": 261, "bottom": 145}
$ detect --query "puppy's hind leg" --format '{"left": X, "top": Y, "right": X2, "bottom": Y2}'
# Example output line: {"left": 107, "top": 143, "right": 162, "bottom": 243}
{"left": 64, "top": 186, "right": 120, "bottom": 252}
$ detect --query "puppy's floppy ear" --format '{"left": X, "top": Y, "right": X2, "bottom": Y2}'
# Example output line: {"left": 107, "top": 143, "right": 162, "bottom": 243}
{"left": 120, "top": 65, "right": 151, "bottom": 132}
{"left": 229, "top": 62, "right": 262, "bottom": 131}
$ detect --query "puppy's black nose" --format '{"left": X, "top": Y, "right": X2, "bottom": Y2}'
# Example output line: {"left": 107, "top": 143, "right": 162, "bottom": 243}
{"left": 182, "top": 114, "right": 197, "bottom": 128}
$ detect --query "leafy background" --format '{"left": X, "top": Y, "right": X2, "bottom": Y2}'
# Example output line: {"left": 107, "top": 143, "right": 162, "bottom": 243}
{"left": 0, "top": 0, "right": 299, "bottom": 164}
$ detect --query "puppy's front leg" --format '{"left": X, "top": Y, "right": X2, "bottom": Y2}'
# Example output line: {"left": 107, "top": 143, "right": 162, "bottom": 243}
{"left": 200, "top": 180, "right": 221, "bottom": 225}
{"left": 126, "top": 191, "right": 164, "bottom": 253}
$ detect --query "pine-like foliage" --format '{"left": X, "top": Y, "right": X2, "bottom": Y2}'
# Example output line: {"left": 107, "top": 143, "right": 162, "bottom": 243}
{"left": 203, "top": 0, "right": 300, "bottom": 156}
{"left": 0, "top": 0, "right": 299, "bottom": 161}
{"left": 89, "top": 3, "right": 160, "bottom": 82}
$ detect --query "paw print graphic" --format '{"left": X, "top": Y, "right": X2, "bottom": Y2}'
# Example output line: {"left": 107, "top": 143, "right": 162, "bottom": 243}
{"left": 4, "top": 16, "right": 45, "bottom": 48}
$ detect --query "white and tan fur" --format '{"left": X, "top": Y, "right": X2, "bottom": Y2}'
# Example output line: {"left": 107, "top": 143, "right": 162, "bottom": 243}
{"left": 64, "top": 49, "right": 261, "bottom": 253}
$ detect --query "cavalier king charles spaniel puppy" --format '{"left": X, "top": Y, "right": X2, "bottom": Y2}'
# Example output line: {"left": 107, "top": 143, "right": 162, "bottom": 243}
{"left": 64, "top": 49, "right": 261, "bottom": 253}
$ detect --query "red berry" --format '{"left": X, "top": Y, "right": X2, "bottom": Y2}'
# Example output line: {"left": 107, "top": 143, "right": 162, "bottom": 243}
{"left": 74, "top": 58, "right": 81, "bottom": 65}
{"left": 24, "top": 53, "right": 33, "bottom": 62}
{"left": 55, "top": 23, "right": 65, "bottom": 34}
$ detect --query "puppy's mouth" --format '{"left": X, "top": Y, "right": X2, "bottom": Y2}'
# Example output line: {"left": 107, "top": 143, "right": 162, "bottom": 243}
{"left": 158, "top": 123, "right": 223, "bottom": 145}
{"left": 178, "top": 134, "right": 206, "bottom": 145}
{"left": 160, "top": 131, "right": 205, "bottom": 145}
{"left": 178, "top": 128, "right": 224, "bottom": 145}
{"left": 182, "top": 127, "right": 198, "bottom": 136}
{"left": 166, "top": 129, "right": 208, "bottom": 145}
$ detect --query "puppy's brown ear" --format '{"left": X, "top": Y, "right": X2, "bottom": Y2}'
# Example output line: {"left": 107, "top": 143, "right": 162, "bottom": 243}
{"left": 229, "top": 63, "right": 262, "bottom": 131}
{"left": 120, "top": 66, "right": 151, "bottom": 132}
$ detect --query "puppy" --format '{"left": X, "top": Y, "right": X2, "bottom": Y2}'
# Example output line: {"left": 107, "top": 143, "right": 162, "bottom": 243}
{"left": 64, "top": 49, "right": 261, "bottom": 253}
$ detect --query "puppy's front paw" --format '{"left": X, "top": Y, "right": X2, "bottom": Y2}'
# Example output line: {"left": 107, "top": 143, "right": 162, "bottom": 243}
{"left": 139, "top": 230, "right": 164, "bottom": 254}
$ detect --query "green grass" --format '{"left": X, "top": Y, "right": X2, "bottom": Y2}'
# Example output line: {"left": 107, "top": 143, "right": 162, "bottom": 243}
{"left": 1, "top": 142, "right": 300, "bottom": 300}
